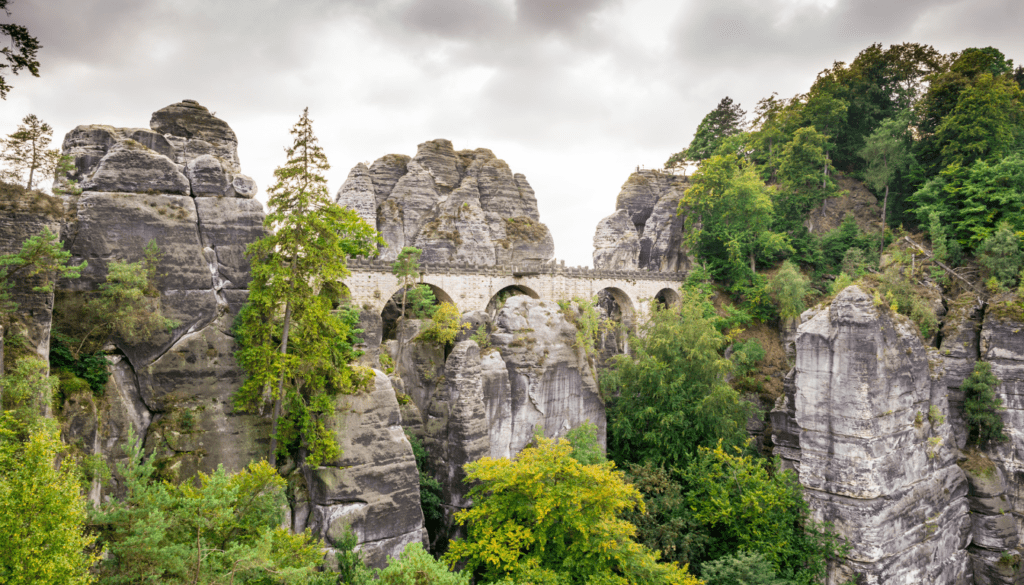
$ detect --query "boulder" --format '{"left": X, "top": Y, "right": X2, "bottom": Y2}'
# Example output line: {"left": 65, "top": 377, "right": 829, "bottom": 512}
{"left": 185, "top": 154, "right": 229, "bottom": 197}
{"left": 81, "top": 141, "right": 190, "bottom": 194}
{"left": 592, "top": 209, "right": 639, "bottom": 270}
{"left": 61, "top": 125, "right": 119, "bottom": 182}
{"left": 228, "top": 174, "right": 257, "bottom": 199}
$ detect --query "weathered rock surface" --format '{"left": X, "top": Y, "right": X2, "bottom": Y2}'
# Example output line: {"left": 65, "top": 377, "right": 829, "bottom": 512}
{"left": 804, "top": 176, "right": 882, "bottom": 234}
{"left": 302, "top": 370, "right": 426, "bottom": 568}
{"left": 0, "top": 186, "right": 64, "bottom": 361}
{"left": 592, "top": 209, "right": 639, "bottom": 270}
{"left": 962, "top": 463, "right": 1023, "bottom": 583}
{"left": 150, "top": 99, "right": 241, "bottom": 173}
{"left": 776, "top": 286, "right": 972, "bottom": 583}
{"left": 336, "top": 139, "right": 554, "bottom": 265}
{"left": 490, "top": 296, "right": 606, "bottom": 455}
{"left": 592, "top": 170, "right": 689, "bottom": 272}
{"left": 81, "top": 140, "right": 191, "bottom": 195}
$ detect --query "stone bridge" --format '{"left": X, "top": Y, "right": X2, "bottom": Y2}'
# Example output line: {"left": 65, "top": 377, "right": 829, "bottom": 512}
{"left": 342, "top": 257, "right": 688, "bottom": 324}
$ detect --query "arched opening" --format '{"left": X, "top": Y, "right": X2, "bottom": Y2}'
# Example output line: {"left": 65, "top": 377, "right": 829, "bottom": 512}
{"left": 486, "top": 284, "right": 540, "bottom": 314}
{"left": 380, "top": 283, "right": 455, "bottom": 341}
{"left": 653, "top": 287, "right": 681, "bottom": 309}
{"left": 596, "top": 287, "right": 635, "bottom": 360}
{"left": 322, "top": 282, "right": 353, "bottom": 310}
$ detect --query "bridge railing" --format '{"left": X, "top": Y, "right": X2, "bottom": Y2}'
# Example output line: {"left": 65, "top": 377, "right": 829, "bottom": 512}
{"left": 345, "top": 256, "right": 688, "bottom": 282}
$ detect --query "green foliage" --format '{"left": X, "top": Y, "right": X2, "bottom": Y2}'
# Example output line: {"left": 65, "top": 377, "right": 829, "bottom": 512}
{"left": 558, "top": 297, "right": 603, "bottom": 370}
{"left": 775, "top": 127, "right": 838, "bottom": 228}
{"left": 0, "top": 1, "right": 41, "bottom": 100}
{"left": 51, "top": 153, "right": 82, "bottom": 196}
{"left": 979, "top": 223, "right": 1023, "bottom": 289}
{"left": 679, "top": 443, "right": 843, "bottom": 582}
{"left": 234, "top": 108, "right": 380, "bottom": 466}
{"left": 392, "top": 247, "right": 423, "bottom": 320}
{"left": 0, "top": 413, "right": 99, "bottom": 584}
{"left": 49, "top": 331, "right": 108, "bottom": 395}
{"left": 701, "top": 551, "right": 796, "bottom": 585}
{"left": 666, "top": 96, "right": 746, "bottom": 167}
{"left": 444, "top": 437, "right": 699, "bottom": 585}
{"left": 89, "top": 257, "right": 180, "bottom": 345}
{"left": 602, "top": 294, "right": 752, "bottom": 470}
{"left": 404, "top": 284, "right": 438, "bottom": 320}
{"left": 0, "top": 113, "right": 59, "bottom": 190}
{"left": 730, "top": 339, "right": 765, "bottom": 380}
{"left": 873, "top": 267, "right": 939, "bottom": 339}
{"left": 1, "top": 356, "right": 56, "bottom": 424}
{"left": 405, "top": 430, "right": 444, "bottom": 523}
{"left": 830, "top": 272, "right": 854, "bottom": 296}
{"left": 683, "top": 154, "right": 790, "bottom": 284}
{"left": 565, "top": 420, "right": 605, "bottom": 466}
{"left": 90, "top": 428, "right": 323, "bottom": 584}
{"left": 767, "top": 261, "right": 810, "bottom": 319}
{"left": 418, "top": 302, "right": 468, "bottom": 346}
{"left": 0, "top": 226, "right": 83, "bottom": 317}
{"left": 963, "top": 361, "right": 1008, "bottom": 447}
{"left": 377, "top": 543, "right": 469, "bottom": 585}
{"left": 471, "top": 324, "right": 491, "bottom": 350}
{"left": 934, "top": 73, "right": 1024, "bottom": 170}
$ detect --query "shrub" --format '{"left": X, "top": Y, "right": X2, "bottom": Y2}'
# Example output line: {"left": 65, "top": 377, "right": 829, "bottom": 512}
{"left": 418, "top": 302, "right": 468, "bottom": 346}
{"left": 979, "top": 222, "right": 1023, "bottom": 289}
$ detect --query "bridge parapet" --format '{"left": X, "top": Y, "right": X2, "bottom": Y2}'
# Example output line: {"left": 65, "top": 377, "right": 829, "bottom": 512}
{"left": 345, "top": 256, "right": 687, "bottom": 283}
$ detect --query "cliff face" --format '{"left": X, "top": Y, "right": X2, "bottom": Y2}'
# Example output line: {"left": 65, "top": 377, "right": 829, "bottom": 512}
{"left": 592, "top": 170, "right": 689, "bottom": 272}
{"left": 775, "top": 286, "right": 972, "bottom": 584}
{"left": 336, "top": 139, "right": 554, "bottom": 266}
{"left": 392, "top": 296, "right": 606, "bottom": 550}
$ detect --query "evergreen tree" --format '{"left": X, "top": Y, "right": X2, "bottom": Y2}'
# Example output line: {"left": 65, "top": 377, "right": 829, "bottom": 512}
{"left": 667, "top": 97, "right": 746, "bottom": 167}
{"left": 963, "top": 361, "right": 1008, "bottom": 447}
{"left": 0, "top": 114, "right": 59, "bottom": 190}
{"left": 978, "top": 223, "right": 1023, "bottom": 289}
{"left": 234, "top": 108, "right": 381, "bottom": 466}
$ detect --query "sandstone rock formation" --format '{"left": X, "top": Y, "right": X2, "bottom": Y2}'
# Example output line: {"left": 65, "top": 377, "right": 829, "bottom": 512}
{"left": 592, "top": 170, "right": 688, "bottom": 272}
{"left": 335, "top": 139, "right": 554, "bottom": 266}
{"left": 392, "top": 296, "right": 605, "bottom": 550}
{"left": 774, "top": 286, "right": 972, "bottom": 583}
{"left": 55, "top": 101, "right": 269, "bottom": 491}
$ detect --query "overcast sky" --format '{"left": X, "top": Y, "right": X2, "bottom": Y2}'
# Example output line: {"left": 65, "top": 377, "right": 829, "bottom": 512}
{"left": 3, "top": 0, "right": 1022, "bottom": 267}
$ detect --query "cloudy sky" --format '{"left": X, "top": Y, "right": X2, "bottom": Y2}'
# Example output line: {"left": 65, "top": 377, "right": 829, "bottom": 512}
{"left": 3, "top": 0, "right": 1022, "bottom": 266}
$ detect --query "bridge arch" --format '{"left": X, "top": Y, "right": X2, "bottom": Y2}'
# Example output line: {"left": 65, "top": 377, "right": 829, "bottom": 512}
{"left": 486, "top": 284, "right": 540, "bottom": 314}
{"left": 654, "top": 287, "right": 681, "bottom": 309}
{"left": 379, "top": 282, "right": 457, "bottom": 340}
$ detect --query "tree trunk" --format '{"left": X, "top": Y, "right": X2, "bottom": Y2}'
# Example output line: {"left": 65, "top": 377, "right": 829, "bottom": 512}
{"left": 0, "top": 325, "right": 4, "bottom": 406}
{"left": 750, "top": 251, "right": 756, "bottom": 274}
{"left": 269, "top": 301, "right": 292, "bottom": 467}
{"left": 878, "top": 184, "right": 889, "bottom": 269}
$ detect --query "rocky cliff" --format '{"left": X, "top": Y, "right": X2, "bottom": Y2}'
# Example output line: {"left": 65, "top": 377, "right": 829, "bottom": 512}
{"left": 389, "top": 296, "right": 606, "bottom": 550}
{"left": 336, "top": 139, "right": 555, "bottom": 266}
{"left": 592, "top": 170, "right": 689, "bottom": 272}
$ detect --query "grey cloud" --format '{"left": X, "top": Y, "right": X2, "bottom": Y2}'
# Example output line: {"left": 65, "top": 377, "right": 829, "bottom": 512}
{"left": 516, "top": 0, "right": 620, "bottom": 32}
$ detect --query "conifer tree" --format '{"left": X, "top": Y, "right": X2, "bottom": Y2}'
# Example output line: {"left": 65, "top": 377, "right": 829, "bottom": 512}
{"left": 963, "top": 361, "right": 1008, "bottom": 447}
{"left": 0, "top": 114, "right": 59, "bottom": 190}
{"left": 234, "top": 108, "right": 381, "bottom": 466}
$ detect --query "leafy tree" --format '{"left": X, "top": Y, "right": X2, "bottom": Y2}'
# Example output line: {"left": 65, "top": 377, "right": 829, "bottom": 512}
{"left": 418, "top": 301, "right": 467, "bottom": 346}
{"left": 667, "top": 97, "right": 746, "bottom": 168}
{"left": 934, "top": 72, "right": 1024, "bottom": 170}
{"left": 767, "top": 260, "right": 810, "bottom": 319}
{"left": 859, "top": 114, "right": 913, "bottom": 263}
{"left": 444, "top": 437, "right": 699, "bottom": 585}
{"left": 928, "top": 211, "right": 949, "bottom": 265}
{"left": 52, "top": 154, "right": 83, "bottom": 196}
{"left": 682, "top": 154, "right": 789, "bottom": 281}
{"left": 565, "top": 420, "right": 604, "bottom": 466}
{"left": 0, "top": 0, "right": 40, "bottom": 100}
{"left": 0, "top": 413, "right": 99, "bottom": 584}
{"left": 234, "top": 108, "right": 380, "bottom": 466}
{"left": 963, "top": 361, "right": 1008, "bottom": 447}
{"left": 601, "top": 294, "right": 752, "bottom": 470}
{"left": 0, "top": 114, "right": 59, "bottom": 190}
{"left": 775, "top": 127, "right": 839, "bottom": 229}
{"left": 978, "top": 223, "right": 1023, "bottom": 289}
{"left": 680, "top": 442, "right": 842, "bottom": 582}
{"left": 393, "top": 247, "right": 423, "bottom": 320}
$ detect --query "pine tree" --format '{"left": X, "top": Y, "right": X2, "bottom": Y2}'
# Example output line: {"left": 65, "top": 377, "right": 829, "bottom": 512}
{"left": 963, "top": 361, "right": 1007, "bottom": 447}
{"left": 979, "top": 222, "right": 1023, "bottom": 289}
{"left": 234, "top": 108, "right": 381, "bottom": 466}
{"left": 0, "top": 114, "right": 59, "bottom": 190}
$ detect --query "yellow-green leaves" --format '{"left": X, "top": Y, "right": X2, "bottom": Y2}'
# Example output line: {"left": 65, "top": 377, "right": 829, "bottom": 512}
{"left": 444, "top": 437, "right": 700, "bottom": 585}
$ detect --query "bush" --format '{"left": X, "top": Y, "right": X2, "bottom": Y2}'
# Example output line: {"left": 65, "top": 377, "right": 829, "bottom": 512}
{"left": 418, "top": 302, "right": 468, "bottom": 346}
{"left": 979, "top": 222, "right": 1024, "bottom": 289}
{"left": 405, "top": 284, "right": 438, "bottom": 319}
{"left": 767, "top": 261, "right": 809, "bottom": 319}
{"left": 378, "top": 543, "right": 469, "bottom": 585}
